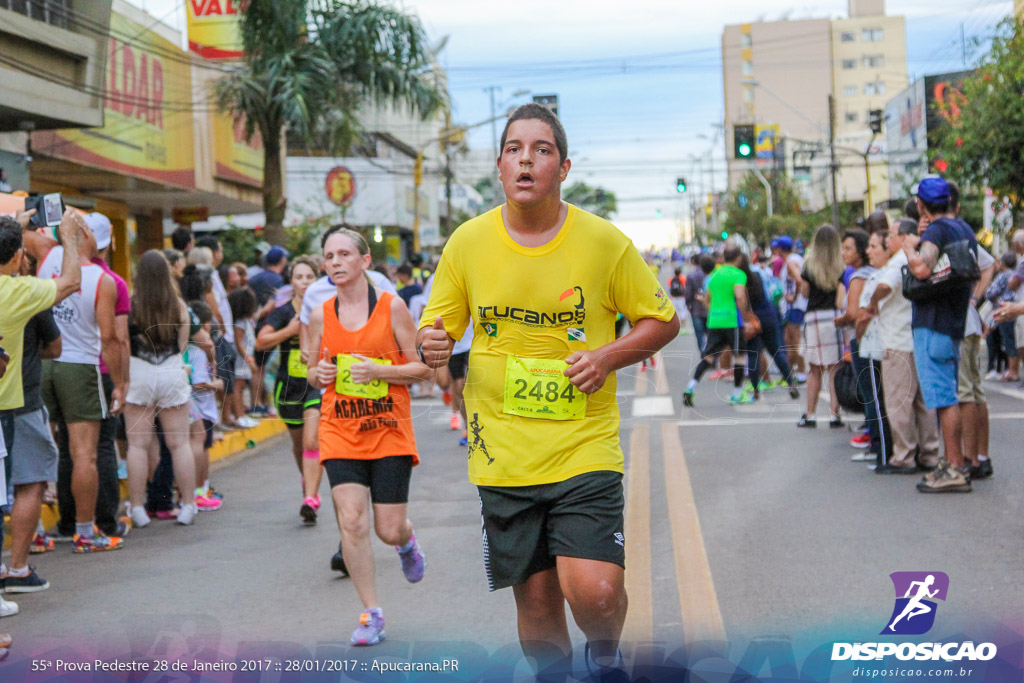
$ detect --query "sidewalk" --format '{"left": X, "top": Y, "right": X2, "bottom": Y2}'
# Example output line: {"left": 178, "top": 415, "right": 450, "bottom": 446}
{"left": 4, "top": 418, "right": 287, "bottom": 549}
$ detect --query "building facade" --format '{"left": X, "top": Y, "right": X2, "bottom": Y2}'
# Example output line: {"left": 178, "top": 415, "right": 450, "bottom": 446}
{"left": 1, "top": 0, "right": 263, "bottom": 278}
{"left": 722, "top": 0, "right": 908, "bottom": 215}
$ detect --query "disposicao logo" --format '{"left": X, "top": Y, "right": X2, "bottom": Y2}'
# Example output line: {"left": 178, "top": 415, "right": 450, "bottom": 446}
{"left": 883, "top": 571, "right": 947, "bottom": 635}
{"left": 831, "top": 572, "right": 997, "bottom": 663}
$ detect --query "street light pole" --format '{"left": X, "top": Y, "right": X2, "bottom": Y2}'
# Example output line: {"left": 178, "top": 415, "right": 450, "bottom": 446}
{"left": 828, "top": 94, "right": 840, "bottom": 228}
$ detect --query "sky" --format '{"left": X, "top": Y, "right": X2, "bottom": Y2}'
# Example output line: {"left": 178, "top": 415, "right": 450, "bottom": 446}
{"left": 130, "top": 0, "right": 1014, "bottom": 247}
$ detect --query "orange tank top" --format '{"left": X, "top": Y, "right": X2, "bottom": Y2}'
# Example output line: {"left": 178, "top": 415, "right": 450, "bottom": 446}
{"left": 318, "top": 291, "right": 418, "bottom": 464}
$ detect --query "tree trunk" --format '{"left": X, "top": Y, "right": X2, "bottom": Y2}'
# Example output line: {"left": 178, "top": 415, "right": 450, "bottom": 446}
{"left": 262, "top": 132, "right": 287, "bottom": 246}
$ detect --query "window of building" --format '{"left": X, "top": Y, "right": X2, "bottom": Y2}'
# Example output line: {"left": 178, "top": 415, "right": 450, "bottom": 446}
{"left": 843, "top": 85, "right": 858, "bottom": 97}
{"left": 842, "top": 59, "right": 857, "bottom": 70}
{"left": 743, "top": 60, "right": 754, "bottom": 77}
{"left": 743, "top": 87, "right": 755, "bottom": 103}
{"left": 741, "top": 33, "right": 752, "bottom": 48}
{"left": 862, "top": 28, "right": 884, "bottom": 42}
{"left": 862, "top": 55, "right": 885, "bottom": 68}
{"left": 864, "top": 81, "right": 887, "bottom": 95}
{"left": 0, "top": 0, "right": 69, "bottom": 28}
{"left": 845, "top": 112, "right": 859, "bottom": 123}
{"left": 840, "top": 32, "right": 855, "bottom": 42}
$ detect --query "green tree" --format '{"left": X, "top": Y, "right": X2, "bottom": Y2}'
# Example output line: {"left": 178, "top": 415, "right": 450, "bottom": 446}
{"left": 722, "top": 171, "right": 802, "bottom": 245}
{"left": 932, "top": 17, "right": 1024, "bottom": 229}
{"left": 215, "top": 0, "right": 444, "bottom": 245}
{"left": 562, "top": 181, "right": 618, "bottom": 219}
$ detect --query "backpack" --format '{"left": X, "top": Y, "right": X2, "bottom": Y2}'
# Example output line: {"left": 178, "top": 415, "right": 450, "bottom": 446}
{"left": 669, "top": 275, "right": 685, "bottom": 298}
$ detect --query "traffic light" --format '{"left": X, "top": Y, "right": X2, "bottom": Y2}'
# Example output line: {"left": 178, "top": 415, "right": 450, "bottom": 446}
{"left": 721, "top": 231, "right": 729, "bottom": 240}
{"left": 532, "top": 94, "right": 559, "bottom": 118}
{"left": 675, "top": 177, "right": 687, "bottom": 193}
{"left": 734, "top": 124, "right": 755, "bottom": 159}
{"left": 869, "top": 109, "right": 883, "bottom": 134}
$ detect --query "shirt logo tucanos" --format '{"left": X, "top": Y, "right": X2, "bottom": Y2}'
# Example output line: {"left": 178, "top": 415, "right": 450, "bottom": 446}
{"left": 476, "top": 286, "right": 586, "bottom": 330}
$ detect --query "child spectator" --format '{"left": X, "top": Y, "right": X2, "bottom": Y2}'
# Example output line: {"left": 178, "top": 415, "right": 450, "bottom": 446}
{"left": 186, "top": 301, "right": 223, "bottom": 511}
{"left": 229, "top": 287, "right": 260, "bottom": 428}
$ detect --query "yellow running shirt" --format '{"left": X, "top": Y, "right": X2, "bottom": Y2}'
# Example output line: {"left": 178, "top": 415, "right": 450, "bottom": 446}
{"left": 420, "top": 205, "right": 674, "bottom": 487}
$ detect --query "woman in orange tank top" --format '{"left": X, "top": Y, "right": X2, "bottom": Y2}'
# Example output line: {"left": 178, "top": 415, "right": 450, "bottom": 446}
{"left": 305, "top": 226, "right": 434, "bottom": 647}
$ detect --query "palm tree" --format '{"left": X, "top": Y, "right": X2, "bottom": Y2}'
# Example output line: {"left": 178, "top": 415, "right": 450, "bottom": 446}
{"left": 215, "top": 0, "right": 445, "bottom": 245}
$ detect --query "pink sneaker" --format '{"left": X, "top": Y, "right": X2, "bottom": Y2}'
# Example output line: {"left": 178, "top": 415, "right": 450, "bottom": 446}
{"left": 449, "top": 413, "right": 461, "bottom": 430}
{"left": 152, "top": 509, "right": 178, "bottom": 520}
{"left": 195, "top": 494, "right": 222, "bottom": 511}
{"left": 300, "top": 497, "right": 319, "bottom": 525}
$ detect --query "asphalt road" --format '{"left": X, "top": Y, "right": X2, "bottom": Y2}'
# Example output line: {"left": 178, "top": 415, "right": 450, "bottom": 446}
{"left": 3, "top": 319, "right": 1022, "bottom": 680}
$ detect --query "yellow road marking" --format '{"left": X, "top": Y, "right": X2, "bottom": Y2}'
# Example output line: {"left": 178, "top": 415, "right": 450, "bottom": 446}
{"left": 661, "top": 421, "right": 726, "bottom": 642}
{"left": 622, "top": 423, "right": 653, "bottom": 644}
{"left": 653, "top": 351, "right": 669, "bottom": 395}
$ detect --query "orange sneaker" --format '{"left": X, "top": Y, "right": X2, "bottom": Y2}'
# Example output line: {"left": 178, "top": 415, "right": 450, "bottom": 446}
{"left": 73, "top": 528, "right": 124, "bottom": 554}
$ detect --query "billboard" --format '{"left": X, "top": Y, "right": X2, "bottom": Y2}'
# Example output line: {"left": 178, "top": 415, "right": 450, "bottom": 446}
{"left": 213, "top": 112, "right": 264, "bottom": 187}
{"left": 186, "top": 0, "right": 244, "bottom": 60}
{"left": 32, "top": 12, "right": 196, "bottom": 189}
{"left": 924, "top": 70, "right": 972, "bottom": 141}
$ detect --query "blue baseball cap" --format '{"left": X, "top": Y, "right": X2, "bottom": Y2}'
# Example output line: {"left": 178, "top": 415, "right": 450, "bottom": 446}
{"left": 775, "top": 235, "right": 794, "bottom": 251}
{"left": 916, "top": 176, "right": 951, "bottom": 204}
{"left": 265, "top": 245, "right": 289, "bottom": 265}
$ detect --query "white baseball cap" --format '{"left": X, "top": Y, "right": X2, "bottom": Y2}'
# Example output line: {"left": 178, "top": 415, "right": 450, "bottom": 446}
{"left": 84, "top": 212, "right": 112, "bottom": 250}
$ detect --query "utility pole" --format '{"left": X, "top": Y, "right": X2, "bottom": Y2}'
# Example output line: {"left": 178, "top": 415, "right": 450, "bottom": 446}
{"left": 485, "top": 85, "right": 503, "bottom": 204}
{"left": 828, "top": 94, "right": 840, "bottom": 228}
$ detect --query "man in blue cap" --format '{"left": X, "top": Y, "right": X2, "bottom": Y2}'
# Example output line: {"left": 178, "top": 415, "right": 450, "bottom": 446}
{"left": 903, "top": 176, "right": 978, "bottom": 493}
{"left": 774, "top": 235, "right": 807, "bottom": 382}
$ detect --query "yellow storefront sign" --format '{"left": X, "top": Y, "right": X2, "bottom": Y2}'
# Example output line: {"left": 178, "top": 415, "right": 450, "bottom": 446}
{"left": 186, "top": 0, "right": 244, "bottom": 59}
{"left": 32, "top": 12, "right": 196, "bottom": 188}
{"left": 213, "top": 112, "right": 264, "bottom": 187}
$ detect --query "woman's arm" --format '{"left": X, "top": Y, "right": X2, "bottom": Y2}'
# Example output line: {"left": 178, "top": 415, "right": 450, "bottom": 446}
{"left": 349, "top": 296, "right": 434, "bottom": 385}
{"left": 835, "top": 279, "right": 864, "bottom": 326}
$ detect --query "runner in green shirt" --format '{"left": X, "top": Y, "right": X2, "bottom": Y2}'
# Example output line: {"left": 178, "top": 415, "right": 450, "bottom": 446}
{"left": 683, "top": 246, "right": 754, "bottom": 406}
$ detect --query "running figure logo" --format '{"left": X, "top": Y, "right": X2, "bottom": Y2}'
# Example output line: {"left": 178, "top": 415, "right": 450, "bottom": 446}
{"left": 467, "top": 413, "right": 494, "bottom": 465}
{"left": 881, "top": 571, "right": 949, "bottom": 635}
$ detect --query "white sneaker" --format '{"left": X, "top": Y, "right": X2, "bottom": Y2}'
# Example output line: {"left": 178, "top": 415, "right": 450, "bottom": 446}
{"left": 130, "top": 505, "right": 151, "bottom": 529}
{"left": 985, "top": 370, "right": 1000, "bottom": 380}
{"left": 0, "top": 597, "right": 18, "bottom": 617}
{"left": 177, "top": 504, "right": 198, "bottom": 526}
{"left": 851, "top": 451, "right": 877, "bottom": 462}
{"left": 237, "top": 416, "right": 259, "bottom": 429}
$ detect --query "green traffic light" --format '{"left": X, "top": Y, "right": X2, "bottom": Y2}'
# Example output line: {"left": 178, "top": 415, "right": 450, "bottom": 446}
{"left": 676, "top": 183, "right": 686, "bottom": 193}
{"left": 738, "top": 144, "right": 752, "bottom": 158}
{"left": 721, "top": 231, "right": 729, "bottom": 239}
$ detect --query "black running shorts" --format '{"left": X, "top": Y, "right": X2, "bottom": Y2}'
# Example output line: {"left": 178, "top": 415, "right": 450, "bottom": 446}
{"left": 274, "top": 381, "right": 321, "bottom": 429}
{"left": 477, "top": 471, "right": 625, "bottom": 591}
{"left": 447, "top": 350, "right": 470, "bottom": 381}
{"left": 322, "top": 456, "right": 414, "bottom": 504}
{"left": 701, "top": 326, "right": 743, "bottom": 357}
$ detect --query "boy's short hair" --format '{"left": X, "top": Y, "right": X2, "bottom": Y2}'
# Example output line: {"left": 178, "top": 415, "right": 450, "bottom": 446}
{"left": 499, "top": 103, "right": 568, "bottom": 162}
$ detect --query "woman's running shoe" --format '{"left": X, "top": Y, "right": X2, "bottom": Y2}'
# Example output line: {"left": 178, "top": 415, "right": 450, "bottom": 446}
{"left": 300, "top": 496, "right": 320, "bottom": 525}
{"left": 396, "top": 535, "right": 426, "bottom": 583}
{"left": 850, "top": 432, "right": 871, "bottom": 448}
{"left": 195, "top": 494, "right": 222, "bottom": 511}
{"left": 331, "top": 542, "right": 348, "bottom": 576}
{"left": 350, "top": 608, "right": 385, "bottom": 646}
{"left": 449, "top": 413, "right": 461, "bottom": 430}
